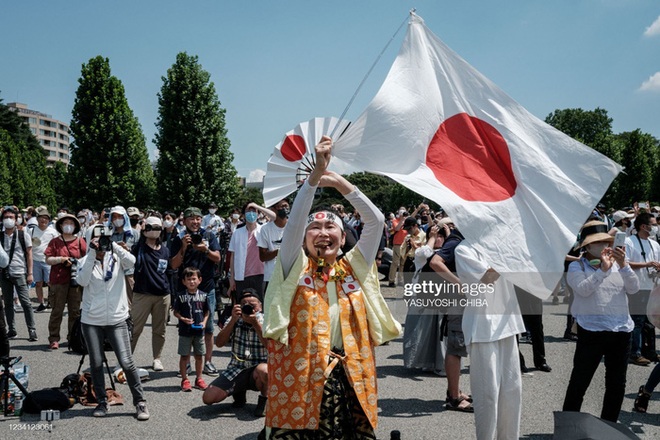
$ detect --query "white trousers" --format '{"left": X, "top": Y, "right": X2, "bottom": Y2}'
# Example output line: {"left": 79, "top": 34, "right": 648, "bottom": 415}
{"left": 469, "top": 335, "right": 522, "bottom": 440}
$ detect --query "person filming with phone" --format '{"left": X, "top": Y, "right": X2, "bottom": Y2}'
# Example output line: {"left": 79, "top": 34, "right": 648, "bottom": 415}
{"left": 202, "top": 288, "right": 268, "bottom": 417}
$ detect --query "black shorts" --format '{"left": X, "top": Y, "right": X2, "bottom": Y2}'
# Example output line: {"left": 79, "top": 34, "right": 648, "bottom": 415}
{"left": 210, "top": 366, "right": 259, "bottom": 394}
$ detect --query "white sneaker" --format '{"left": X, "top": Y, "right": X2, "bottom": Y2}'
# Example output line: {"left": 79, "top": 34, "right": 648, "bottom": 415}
{"left": 152, "top": 359, "right": 163, "bottom": 371}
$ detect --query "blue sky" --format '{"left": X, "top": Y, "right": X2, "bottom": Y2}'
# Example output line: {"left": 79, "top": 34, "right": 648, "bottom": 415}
{"left": 2, "top": 1, "right": 659, "bottom": 181}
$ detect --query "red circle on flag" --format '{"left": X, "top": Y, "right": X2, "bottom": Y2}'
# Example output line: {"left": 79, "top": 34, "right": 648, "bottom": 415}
{"left": 348, "top": 284, "right": 355, "bottom": 290}
{"left": 304, "top": 276, "right": 312, "bottom": 284}
{"left": 426, "top": 113, "right": 517, "bottom": 202}
{"left": 280, "top": 134, "right": 307, "bottom": 162}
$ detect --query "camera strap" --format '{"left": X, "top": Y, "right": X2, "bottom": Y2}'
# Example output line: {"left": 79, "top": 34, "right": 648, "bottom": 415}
{"left": 636, "top": 234, "right": 658, "bottom": 285}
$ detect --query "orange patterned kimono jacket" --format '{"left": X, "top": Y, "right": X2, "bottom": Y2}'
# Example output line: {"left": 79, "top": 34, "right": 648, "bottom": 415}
{"left": 266, "top": 256, "right": 380, "bottom": 430}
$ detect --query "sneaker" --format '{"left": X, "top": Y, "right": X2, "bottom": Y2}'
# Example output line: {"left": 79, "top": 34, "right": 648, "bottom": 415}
{"left": 7, "top": 331, "right": 17, "bottom": 339}
{"left": 13, "top": 304, "right": 22, "bottom": 312}
{"left": 254, "top": 395, "right": 267, "bottom": 417}
{"left": 630, "top": 356, "right": 651, "bottom": 366}
{"left": 203, "top": 361, "right": 219, "bottom": 376}
{"left": 152, "top": 359, "right": 163, "bottom": 371}
{"left": 135, "top": 401, "right": 149, "bottom": 421}
{"left": 28, "top": 330, "right": 38, "bottom": 342}
{"left": 194, "top": 377, "right": 208, "bottom": 390}
{"left": 49, "top": 341, "right": 59, "bottom": 350}
{"left": 181, "top": 379, "right": 192, "bottom": 392}
{"left": 177, "top": 364, "right": 192, "bottom": 377}
{"left": 93, "top": 403, "right": 108, "bottom": 417}
{"left": 36, "top": 303, "right": 47, "bottom": 312}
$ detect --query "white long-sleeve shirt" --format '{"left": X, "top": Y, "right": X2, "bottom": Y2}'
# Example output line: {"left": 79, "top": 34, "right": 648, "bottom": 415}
{"left": 77, "top": 242, "right": 135, "bottom": 326}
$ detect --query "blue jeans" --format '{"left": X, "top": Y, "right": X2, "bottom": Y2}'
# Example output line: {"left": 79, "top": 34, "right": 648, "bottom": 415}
{"left": 82, "top": 320, "right": 145, "bottom": 406}
{"left": 1, "top": 274, "right": 36, "bottom": 333}
{"left": 206, "top": 288, "right": 216, "bottom": 334}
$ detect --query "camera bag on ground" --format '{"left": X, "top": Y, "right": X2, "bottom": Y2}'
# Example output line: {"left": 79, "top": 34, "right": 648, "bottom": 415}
{"left": 22, "top": 388, "right": 72, "bottom": 414}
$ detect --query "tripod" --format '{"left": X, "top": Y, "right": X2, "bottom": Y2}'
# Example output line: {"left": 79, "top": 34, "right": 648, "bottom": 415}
{"left": 0, "top": 356, "right": 29, "bottom": 417}
{"left": 76, "top": 353, "right": 116, "bottom": 391}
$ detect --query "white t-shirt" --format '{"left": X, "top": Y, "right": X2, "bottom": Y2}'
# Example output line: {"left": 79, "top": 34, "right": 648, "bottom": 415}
{"left": 625, "top": 235, "right": 660, "bottom": 291}
{"left": 256, "top": 221, "right": 286, "bottom": 282}
{"left": 2, "top": 229, "right": 33, "bottom": 276}
{"left": 455, "top": 243, "right": 525, "bottom": 346}
{"left": 228, "top": 224, "right": 263, "bottom": 281}
{"left": 29, "top": 225, "right": 59, "bottom": 262}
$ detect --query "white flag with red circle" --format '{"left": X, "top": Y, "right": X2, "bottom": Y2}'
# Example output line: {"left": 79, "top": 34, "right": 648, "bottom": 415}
{"left": 332, "top": 12, "right": 622, "bottom": 297}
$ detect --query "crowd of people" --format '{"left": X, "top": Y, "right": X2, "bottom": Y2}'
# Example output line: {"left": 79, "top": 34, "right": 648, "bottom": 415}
{"left": 1, "top": 142, "right": 660, "bottom": 437}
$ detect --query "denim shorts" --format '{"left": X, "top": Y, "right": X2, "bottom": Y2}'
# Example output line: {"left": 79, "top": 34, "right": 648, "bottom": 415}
{"left": 32, "top": 260, "right": 51, "bottom": 284}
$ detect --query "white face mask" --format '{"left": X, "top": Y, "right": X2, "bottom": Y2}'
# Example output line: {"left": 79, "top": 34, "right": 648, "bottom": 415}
{"left": 587, "top": 242, "right": 608, "bottom": 257}
{"left": 113, "top": 218, "right": 125, "bottom": 228}
{"left": 144, "top": 231, "right": 160, "bottom": 239}
{"left": 3, "top": 218, "right": 15, "bottom": 229}
{"left": 209, "top": 209, "right": 217, "bottom": 215}
{"left": 651, "top": 226, "right": 659, "bottom": 236}
{"left": 17, "top": 217, "right": 23, "bottom": 225}
{"left": 62, "top": 224, "right": 75, "bottom": 235}
{"left": 78, "top": 217, "right": 86, "bottom": 225}
{"left": 232, "top": 214, "right": 240, "bottom": 220}
{"left": 163, "top": 220, "right": 174, "bottom": 229}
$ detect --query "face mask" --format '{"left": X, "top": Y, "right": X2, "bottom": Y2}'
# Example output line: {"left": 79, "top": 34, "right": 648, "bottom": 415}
{"left": 232, "top": 214, "right": 240, "bottom": 220}
{"left": 245, "top": 212, "right": 258, "bottom": 223}
{"left": 130, "top": 218, "right": 139, "bottom": 228}
{"left": 163, "top": 220, "right": 174, "bottom": 229}
{"left": 113, "top": 218, "right": 125, "bottom": 228}
{"left": 3, "top": 218, "right": 15, "bottom": 229}
{"left": 144, "top": 231, "right": 160, "bottom": 239}
{"left": 93, "top": 215, "right": 99, "bottom": 221}
{"left": 651, "top": 226, "right": 659, "bottom": 236}
{"left": 277, "top": 208, "right": 290, "bottom": 219}
{"left": 17, "top": 217, "right": 23, "bottom": 226}
{"left": 209, "top": 209, "right": 217, "bottom": 215}
{"left": 587, "top": 242, "right": 607, "bottom": 256}
{"left": 78, "top": 217, "right": 86, "bottom": 225}
{"left": 62, "top": 224, "right": 75, "bottom": 235}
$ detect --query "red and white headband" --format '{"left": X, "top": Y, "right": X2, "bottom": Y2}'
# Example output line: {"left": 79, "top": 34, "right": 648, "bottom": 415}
{"left": 306, "top": 211, "right": 344, "bottom": 230}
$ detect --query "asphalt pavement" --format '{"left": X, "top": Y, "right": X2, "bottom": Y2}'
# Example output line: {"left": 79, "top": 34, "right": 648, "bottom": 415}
{"left": 1, "top": 285, "right": 659, "bottom": 440}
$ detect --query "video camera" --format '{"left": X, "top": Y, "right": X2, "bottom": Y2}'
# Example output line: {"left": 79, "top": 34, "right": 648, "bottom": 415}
{"left": 90, "top": 225, "right": 113, "bottom": 252}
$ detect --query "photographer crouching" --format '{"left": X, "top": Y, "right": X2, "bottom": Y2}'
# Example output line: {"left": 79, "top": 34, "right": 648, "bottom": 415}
{"left": 76, "top": 225, "right": 149, "bottom": 420}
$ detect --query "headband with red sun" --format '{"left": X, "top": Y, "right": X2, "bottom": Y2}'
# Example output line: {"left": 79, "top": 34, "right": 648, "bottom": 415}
{"left": 306, "top": 211, "right": 344, "bottom": 230}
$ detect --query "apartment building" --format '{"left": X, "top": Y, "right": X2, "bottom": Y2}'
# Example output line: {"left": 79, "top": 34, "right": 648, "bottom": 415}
{"left": 7, "top": 102, "right": 70, "bottom": 166}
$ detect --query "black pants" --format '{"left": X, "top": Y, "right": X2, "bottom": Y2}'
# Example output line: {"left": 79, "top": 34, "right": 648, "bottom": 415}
{"left": 562, "top": 325, "right": 631, "bottom": 422}
{"left": 0, "top": 301, "right": 8, "bottom": 358}
{"left": 515, "top": 288, "right": 546, "bottom": 366}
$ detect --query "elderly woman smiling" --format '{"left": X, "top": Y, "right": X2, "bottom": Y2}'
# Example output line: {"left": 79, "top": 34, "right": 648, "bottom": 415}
{"left": 262, "top": 136, "right": 401, "bottom": 440}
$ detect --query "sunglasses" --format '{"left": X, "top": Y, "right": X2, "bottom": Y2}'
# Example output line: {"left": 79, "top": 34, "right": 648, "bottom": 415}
{"left": 144, "top": 224, "right": 162, "bottom": 232}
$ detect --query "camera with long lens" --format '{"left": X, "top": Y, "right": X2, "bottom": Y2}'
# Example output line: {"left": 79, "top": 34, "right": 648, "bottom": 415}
{"left": 69, "top": 258, "right": 79, "bottom": 287}
{"left": 91, "top": 225, "right": 113, "bottom": 252}
{"left": 241, "top": 303, "right": 254, "bottom": 316}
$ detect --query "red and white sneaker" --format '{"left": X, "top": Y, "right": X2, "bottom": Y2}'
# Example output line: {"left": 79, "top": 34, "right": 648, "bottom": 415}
{"left": 181, "top": 379, "right": 192, "bottom": 392}
{"left": 194, "top": 377, "right": 208, "bottom": 390}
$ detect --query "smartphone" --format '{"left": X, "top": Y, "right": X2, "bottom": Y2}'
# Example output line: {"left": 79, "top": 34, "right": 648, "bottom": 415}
{"left": 639, "top": 202, "right": 649, "bottom": 209}
{"left": 613, "top": 231, "right": 626, "bottom": 249}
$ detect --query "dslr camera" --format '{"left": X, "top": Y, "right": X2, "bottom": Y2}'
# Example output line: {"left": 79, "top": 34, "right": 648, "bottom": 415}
{"left": 190, "top": 232, "right": 203, "bottom": 245}
{"left": 69, "top": 258, "right": 79, "bottom": 287}
{"left": 91, "top": 225, "right": 113, "bottom": 252}
{"left": 241, "top": 303, "right": 254, "bottom": 316}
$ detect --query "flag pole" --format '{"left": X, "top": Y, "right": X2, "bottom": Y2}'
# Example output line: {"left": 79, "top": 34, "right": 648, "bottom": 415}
{"left": 328, "top": 9, "right": 415, "bottom": 141}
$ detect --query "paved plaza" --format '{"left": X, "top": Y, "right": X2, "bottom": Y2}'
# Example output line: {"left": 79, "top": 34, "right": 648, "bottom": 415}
{"left": 0, "top": 286, "right": 658, "bottom": 439}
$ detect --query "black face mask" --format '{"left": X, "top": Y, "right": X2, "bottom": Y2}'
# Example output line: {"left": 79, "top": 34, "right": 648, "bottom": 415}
{"left": 277, "top": 208, "right": 290, "bottom": 219}
{"left": 130, "top": 218, "right": 139, "bottom": 228}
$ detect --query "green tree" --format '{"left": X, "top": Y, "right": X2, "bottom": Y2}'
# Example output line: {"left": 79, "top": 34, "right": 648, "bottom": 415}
{"left": 0, "top": 97, "right": 55, "bottom": 208}
{"left": 155, "top": 52, "right": 239, "bottom": 213}
{"left": 68, "top": 56, "right": 155, "bottom": 211}
{"left": 46, "top": 161, "right": 71, "bottom": 209}
{"left": 616, "top": 130, "right": 659, "bottom": 205}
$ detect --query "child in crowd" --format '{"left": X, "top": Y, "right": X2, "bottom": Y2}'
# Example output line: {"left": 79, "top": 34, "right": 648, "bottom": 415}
{"left": 173, "top": 267, "right": 209, "bottom": 391}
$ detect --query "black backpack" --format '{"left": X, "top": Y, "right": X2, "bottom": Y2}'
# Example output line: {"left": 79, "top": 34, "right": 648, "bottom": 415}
{"left": 22, "top": 389, "right": 73, "bottom": 413}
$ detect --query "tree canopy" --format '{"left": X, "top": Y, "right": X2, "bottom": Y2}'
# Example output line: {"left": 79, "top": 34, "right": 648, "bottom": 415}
{"left": 67, "top": 56, "right": 155, "bottom": 211}
{"left": 155, "top": 52, "right": 239, "bottom": 213}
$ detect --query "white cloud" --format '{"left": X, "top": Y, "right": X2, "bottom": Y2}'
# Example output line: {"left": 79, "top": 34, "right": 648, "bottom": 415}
{"left": 639, "top": 72, "right": 660, "bottom": 92}
{"left": 644, "top": 15, "right": 660, "bottom": 37}
{"left": 247, "top": 168, "right": 266, "bottom": 182}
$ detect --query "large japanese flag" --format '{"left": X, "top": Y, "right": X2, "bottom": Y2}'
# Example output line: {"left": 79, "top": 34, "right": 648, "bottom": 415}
{"left": 333, "top": 12, "right": 622, "bottom": 298}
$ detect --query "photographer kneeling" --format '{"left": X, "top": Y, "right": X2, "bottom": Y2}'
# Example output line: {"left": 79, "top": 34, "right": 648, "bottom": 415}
{"left": 202, "top": 288, "right": 268, "bottom": 417}
{"left": 76, "top": 225, "right": 149, "bottom": 420}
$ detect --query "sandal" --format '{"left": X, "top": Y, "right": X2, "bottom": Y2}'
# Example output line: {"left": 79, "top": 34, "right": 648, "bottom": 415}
{"left": 446, "top": 390, "right": 473, "bottom": 403}
{"left": 445, "top": 396, "right": 474, "bottom": 413}
{"left": 634, "top": 385, "right": 651, "bottom": 413}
